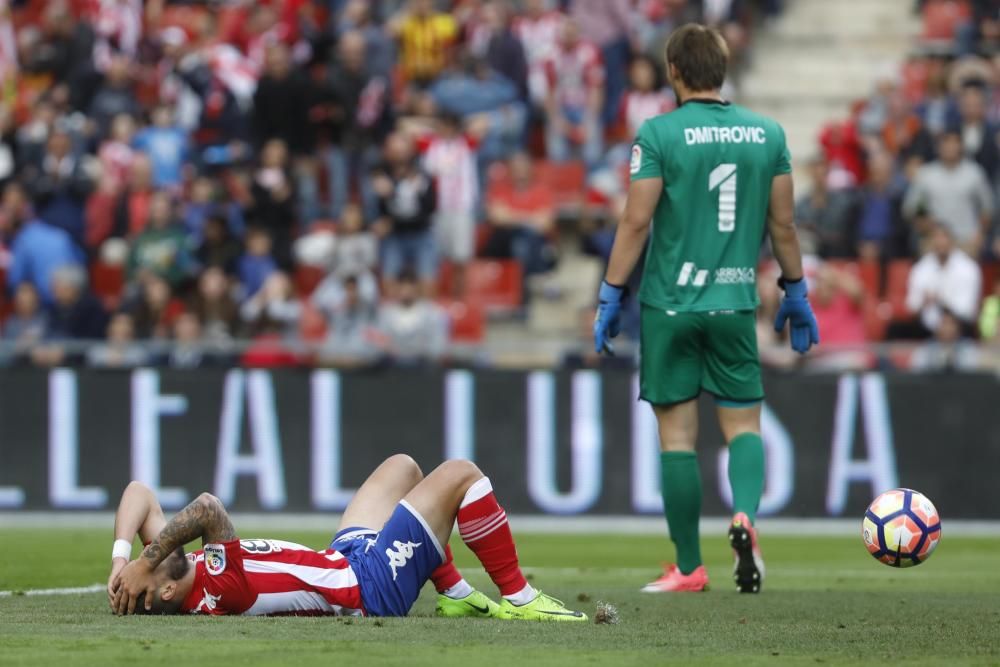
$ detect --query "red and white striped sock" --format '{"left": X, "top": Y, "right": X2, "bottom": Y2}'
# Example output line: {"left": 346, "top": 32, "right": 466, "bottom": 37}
{"left": 429, "top": 545, "right": 472, "bottom": 599}
{"left": 457, "top": 477, "right": 535, "bottom": 604}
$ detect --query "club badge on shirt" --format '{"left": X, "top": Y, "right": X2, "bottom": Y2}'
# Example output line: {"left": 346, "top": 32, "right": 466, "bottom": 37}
{"left": 630, "top": 144, "right": 642, "bottom": 175}
{"left": 204, "top": 544, "right": 226, "bottom": 576}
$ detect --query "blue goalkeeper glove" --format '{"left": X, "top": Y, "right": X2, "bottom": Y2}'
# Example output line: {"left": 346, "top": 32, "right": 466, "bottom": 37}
{"left": 773, "top": 276, "right": 820, "bottom": 354}
{"left": 593, "top": 280, "right": 627, "bottom": 355}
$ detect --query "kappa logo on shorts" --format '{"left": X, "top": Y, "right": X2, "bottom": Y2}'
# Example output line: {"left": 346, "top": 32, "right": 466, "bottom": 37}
{"left": 204, "top": 544, "right": 226, "bottom": 576}
{"left": 385, "top": 540, "right": 422, "bottom": 580}
{"left": 630, "top": 144, "right": 642, "bottom": 174}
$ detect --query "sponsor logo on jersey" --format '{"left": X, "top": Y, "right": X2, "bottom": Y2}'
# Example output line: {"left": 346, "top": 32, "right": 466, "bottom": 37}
{"left": 676, "top": 262, "right": 709, "bottom": 287}
{"left": 385, "top": 540, "right": 422, "bottom": 580}
{"left": 204, "top": 544, "right": 226, "bottom": 575}
{"left": 630, "top": 144, "right": 642, "bottom": 174}
{"left": 714, "top": 267, "right": 756, "bottom": 284}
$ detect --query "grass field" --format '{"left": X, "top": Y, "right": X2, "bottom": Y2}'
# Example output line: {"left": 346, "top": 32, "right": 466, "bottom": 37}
{"left": 1, "top": 528, "right": 999, "bottom": 666}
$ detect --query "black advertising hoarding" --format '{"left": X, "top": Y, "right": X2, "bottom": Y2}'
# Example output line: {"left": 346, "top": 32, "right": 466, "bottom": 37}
{"left": 0, "top": 368, "right": 997, "bottom": 518}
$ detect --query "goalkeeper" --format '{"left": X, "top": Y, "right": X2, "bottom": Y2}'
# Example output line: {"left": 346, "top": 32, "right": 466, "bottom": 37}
{"left": 593, "top": 24, "right": 819, "bottom": 594}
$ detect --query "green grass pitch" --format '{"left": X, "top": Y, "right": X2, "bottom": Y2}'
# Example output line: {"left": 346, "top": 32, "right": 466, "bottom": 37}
{"left": 1, "top": 528, "right": 998, "bottom": 666}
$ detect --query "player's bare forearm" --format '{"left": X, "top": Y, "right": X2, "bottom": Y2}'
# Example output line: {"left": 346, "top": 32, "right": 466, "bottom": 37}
{"left": 767, "top": 174, "right": 804, "bottom": 281}
{"left": 139, "top": 493, "right": 236, "bottom": 568}
{"left": 113, "top": 481, "right": 169, "bottom": 546}
{"left": 605, "top": 178, "right": 662, "bottom": 286}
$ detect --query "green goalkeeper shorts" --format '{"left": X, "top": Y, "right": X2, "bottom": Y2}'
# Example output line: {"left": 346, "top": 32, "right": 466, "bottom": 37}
{"left": 639, "top": 305, "right": 764, "bottom": 406}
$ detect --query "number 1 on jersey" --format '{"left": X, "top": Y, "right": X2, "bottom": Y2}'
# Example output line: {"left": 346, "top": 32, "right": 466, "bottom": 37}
{"left": 709, "top": 163, "right": 737, "bottom": 232}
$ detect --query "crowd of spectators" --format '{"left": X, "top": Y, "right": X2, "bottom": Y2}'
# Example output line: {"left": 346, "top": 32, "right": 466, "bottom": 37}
{"left": 0, "top": 0, "right": 773, "bottom": 368}
{"left": 780, "top": 0, "right": 1000, "bottom": 372}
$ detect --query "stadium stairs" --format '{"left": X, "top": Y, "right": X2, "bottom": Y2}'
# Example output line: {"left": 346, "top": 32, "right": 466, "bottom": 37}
{"left": 739, "top": 0, "right": 920, "bottom": 177}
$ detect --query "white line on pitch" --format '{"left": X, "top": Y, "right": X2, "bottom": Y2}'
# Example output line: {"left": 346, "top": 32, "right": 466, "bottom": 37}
{"left": 0, "top": 583, "right": 103, "bottom": 598}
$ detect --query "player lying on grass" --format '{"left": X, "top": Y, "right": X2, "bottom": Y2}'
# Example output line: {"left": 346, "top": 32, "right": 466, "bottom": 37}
{"left": 594, "top": 24, "right": 819, "bottom": 594}
{"left": 109, "top": 455, "right": 586, "bottom": 621}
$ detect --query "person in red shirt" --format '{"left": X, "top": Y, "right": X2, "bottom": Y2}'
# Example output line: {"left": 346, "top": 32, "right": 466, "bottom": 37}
{"left": 110, "top": 455, "right": 587, "bottom": 621}
{"left": 808, "top": 263, "right": 874, "bottom": 371}
{"left": 485, "top": 152, "right": 556, "bottom": 275}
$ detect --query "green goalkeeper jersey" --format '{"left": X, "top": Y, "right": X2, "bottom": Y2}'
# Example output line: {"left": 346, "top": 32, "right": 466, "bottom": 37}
{"left": 630, "top": 99, "right": 791, "bottom": 312}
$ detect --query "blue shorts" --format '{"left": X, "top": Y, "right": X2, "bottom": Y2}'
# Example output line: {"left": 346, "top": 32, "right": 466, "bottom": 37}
{"left": 380, "top": 230, "right": 438, "bottom": 281}
{"left": 330, "top": 501, "right": 445, "bottom": 617}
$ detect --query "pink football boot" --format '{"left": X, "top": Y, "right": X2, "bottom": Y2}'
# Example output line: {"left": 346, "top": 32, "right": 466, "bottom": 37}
{"left": 728, "top": 512, "right": 765, "bottom": 593}
{"left": 640, "top": 564, "right": 710, "bottom": 593}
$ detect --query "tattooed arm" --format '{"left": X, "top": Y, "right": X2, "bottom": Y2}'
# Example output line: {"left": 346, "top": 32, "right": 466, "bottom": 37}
{"left": 113, "top": 493, "right": 236, "bottom": 615}
{"left": 138, "top": 492, "right": 237, "bottom": 568}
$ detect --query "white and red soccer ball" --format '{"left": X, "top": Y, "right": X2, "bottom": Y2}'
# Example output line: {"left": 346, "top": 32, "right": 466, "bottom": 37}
{"left": 862, "top": 488, "right": 941, "bottom": 568}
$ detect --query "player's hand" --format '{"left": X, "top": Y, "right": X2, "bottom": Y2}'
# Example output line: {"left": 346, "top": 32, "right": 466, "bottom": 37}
{"left": 113, "top": 558, "right": 156, "bottom": 615}
{"left": 774, "top": 277, "right": 820, "bottom": 354}
{"left": 593, "top": 281, "right": 627, "bottom": 355}
{"left": 108, "top": 557, "right": 128, "bottom": 610}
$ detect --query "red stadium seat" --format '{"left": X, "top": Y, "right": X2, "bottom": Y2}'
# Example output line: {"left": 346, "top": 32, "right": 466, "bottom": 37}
{"left": 89, "top": 262, "right": 125, "bottom": 310}
{"left": 858, "top": 260, "right": 882, "bottom": 300}
{"left": 884, "top": 259, "right": 913, "bottom": 320}
{"left": 439, "top": 299, "right": 485, "bottom": 343}
{"left": 536, "top": 160, "right": 586, "bottom": 213}
{"left": 465, "top": 259, "right": 523, "bottom": 312}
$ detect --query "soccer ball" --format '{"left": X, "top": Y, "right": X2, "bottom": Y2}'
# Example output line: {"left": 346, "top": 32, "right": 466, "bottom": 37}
{"left": 862, "top": 488, "right": 941, "bottom": 568}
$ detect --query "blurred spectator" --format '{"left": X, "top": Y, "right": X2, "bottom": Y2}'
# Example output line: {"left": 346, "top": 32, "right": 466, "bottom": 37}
{"left": 132, "top": 104, "right": 190, "bottom": 191}
{"left": 544, "top": 18, "right": 605, "bottom": 166}
{"left": 249, "top": 138, "right": 296, "bottom": 267}
{"left": 251, "top": 43, "right": 315, "bottom": 224}
{"left": 478, "top": 1, "right": 529, "bottom": 102}
{"left": 196, "top": 214, "right": 243, "bottom": 276}
{"left": 47, "top": 264, "right": 107, "bottom": 340}
{"left": 128, "top": 273, "right": 184, "bottom": 340}
{"left": 324, "top": 29, "right": 394, "bottom": 222}
{"left": 88, "top": 54, "right": 139, "bottom": 142}
{"left": 794, "top": 156, "right": 857, "bottom": 258}
{"left": 856, "top": 151, "right": 908, "bottom": 260}
{"left": 112, "top": 153, "right": 155, "bottom": 238}
{"left": 375, "top": 270, "right": 448, "bottom": 365}
{"left": 372, "top": 132, "right": 438, "bottom": 297}
{"left": 421, "top": 113, "right": 479, "bottom": 297}
{"left": 426, "top": 56, "right": 526, "bottom": 167}
{"left": 1, "top": 283, "right": 49, "bottom": 361}
{"left": 319, "top": 274, "right": 379, "bottom": 367}
{"left": 915, "top": 69, "right": 959, "bottom": 138}
{"left": 979, "top": 273, "right": 1000, "bottom": 342}
{"left": 166, "top": 311, "right": 212, "bottom": 369}
{"left": 957, "top": 81, "right": 1000, "bottom": 180}
{"left": 97, "top": 113, "right": 136, "bottom": 193}
{"left": 903, "top": 128, "right": 994, "bottom": 257}
{"left": 910, "top": 309, "right": 982, "bottom": 372}
{"left": 312, "top": 204, "right": 380, "bottom": 312}
{"left": 182, "top": 176, "right": 245, "bottom": 244}
{"left": 570, "top": 0, "right": 633, "bottom": 124}
{"left": 390, "top": 0, "right": 459, "bottom": 87}
{"left": 485, "top": 152, "right": 557, "bottom": 276}
{"left": 29, "top": 129, "right": 93, "bottom": 243}
{"left": 238, "top": 226, "right": 279, "bottom": 299}
{"left": 900, "top": 224, "right": 982, "bottom": 339}
{"left": 127, "top": 191, "right": 194, "bottom": 288}
{"left": 879, "top": 90, "right": 934, "bottom": 163}
{"left": 818, "top": 119, "right": 865, "bottom": 187}
{"left": 620, "top": 55, "right": 675, "bottom": 140}
{"left": 240, "top": 271, "right": 302, "bottom": 337}
{"left": 86, "top": 312, "right": 149, "bottom": 368}
{"left": 0, "top": 107, "right": 16, "bottom": 189}
{"left": 336, "top": 0, "right": 395, "bottom": 78}
{"left": 513, "top": 0, "right": 565, "bottom": 110}
{"left": 190, "top": 267, "right": 239, "bottom": 342}
{"left": 5, "top": 182, "right": 84, "bottom": 305}
{"left": 807, "top": 263, "right": 872, "bottom": 371}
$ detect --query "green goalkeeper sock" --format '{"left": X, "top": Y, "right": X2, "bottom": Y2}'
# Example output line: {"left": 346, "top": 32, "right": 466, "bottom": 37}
{"left": 660, "top": 451, "right": 702, "bottom": 575}
{"left": 728, "top": 432, "right": 765, "bottom": 524}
